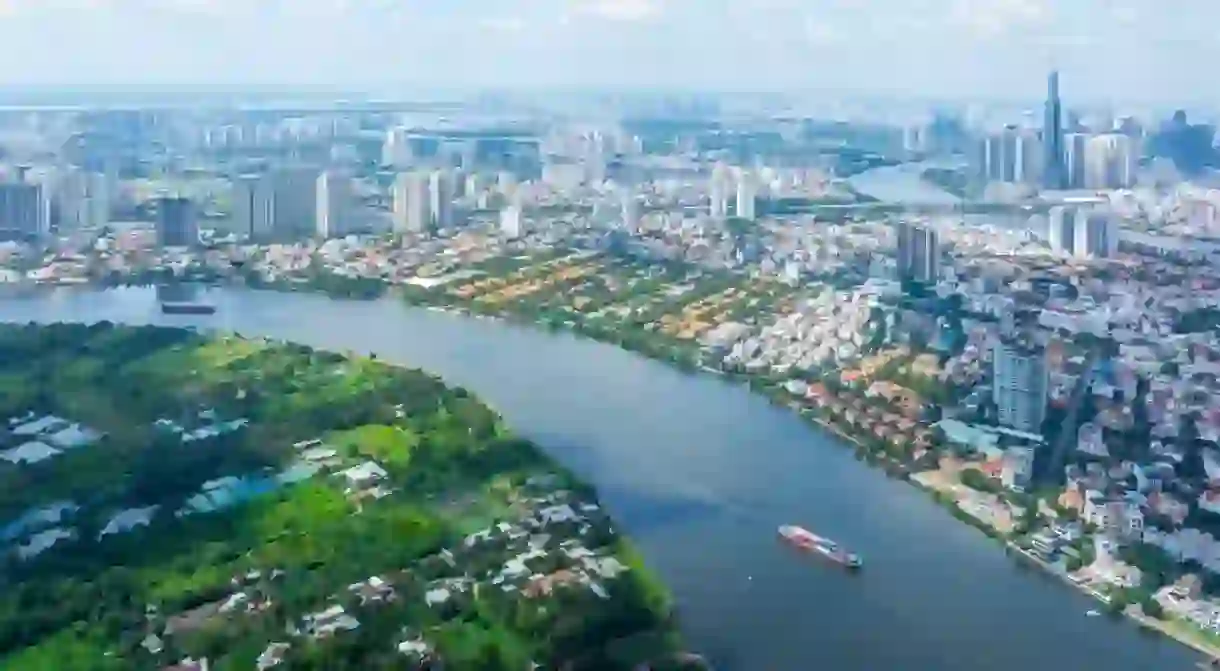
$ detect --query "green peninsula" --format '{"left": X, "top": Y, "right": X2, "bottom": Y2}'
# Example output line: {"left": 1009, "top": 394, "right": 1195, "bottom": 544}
{"left": 0, "top": 323, "right": 685, "bottom": 670}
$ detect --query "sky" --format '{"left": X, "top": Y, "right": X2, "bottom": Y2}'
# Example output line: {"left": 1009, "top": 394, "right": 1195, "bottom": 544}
{"left": 0, "top": 0, "right": 1212, "bottom": 103}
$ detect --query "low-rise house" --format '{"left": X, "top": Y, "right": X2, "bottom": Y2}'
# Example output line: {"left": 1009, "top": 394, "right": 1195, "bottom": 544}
{"left": 301, "top": 605, "right": 359, "bottom": 639}
{"left": 256, "top": 642, "right": 290, "bottom": 670}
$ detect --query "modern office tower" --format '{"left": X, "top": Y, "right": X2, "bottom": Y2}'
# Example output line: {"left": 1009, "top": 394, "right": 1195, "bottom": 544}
{"left": 1014, "top": 130, "right": 1043, "bottom": 185}
{"left": 154, "top": 196, "right": 198, "bottom": 247}
{"left": 896, "top": 220, "right": 940, "bottom": 284}
{"left": 1043, "top": 70, "right": 1067, "bottom": 189}
{"left": 56, "top": 169, "right": 110, "bottom": 231}
{"left": 314, "top": 171, "right": 353, "bottom": 239}
{"left": 735, "top": 171, "right": 757, "bottom": 221}
{"left": 232, "top": 175, "right": 275, "bottom": 241}
{"left": 500, "top": 204, "right": 523, "bottom": 239}
{"left": 0, "top": 182, "right": 49, "bottom": 240}
{"left": 1084, "top": 134, "right": 1139, "bottom": 190}
{"left": 428, "top": 170, "right": 454, "bottom": 230}
{"left": 709, "top": 162, "right": 731, "bottom": 219}
{"left": 1064, "top": 133, "right": 1089, "bottom": 189}
{"left": 1072, "top": 208, "right": 1119, "bottom": 259}
{"left": 391, "top": 171, "right": 430, "bottom": 234}
{"left": 1047, "top": 205, "right": 1077, "bottom": 255}
{"left": 992, "top": 339, "right": 1049, "bottom": 434}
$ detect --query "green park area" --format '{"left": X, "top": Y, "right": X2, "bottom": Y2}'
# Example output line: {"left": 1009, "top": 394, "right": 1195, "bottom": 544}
{"left": 0, "top": 323, "right": 688, "bottom": 671}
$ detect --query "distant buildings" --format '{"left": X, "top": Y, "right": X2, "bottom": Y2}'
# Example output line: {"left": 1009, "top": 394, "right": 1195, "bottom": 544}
{"left": 0, "top": 182, "right": 50, "bottom": 240}
{"left": 392, "top": 172, "right": 430, "bottom": 234}
{"left": 428, "top": 170, "right": 454, "bottom": 230}
{"left": 231, "top": 169, "right": 319, "bottom": 242}
{"left": 56, "top": 169, "right": 110, "bottom": 231}
{"left": 1047, "top": 205, "right": 1119, "bottom": 259}
{"left": 500, "top": 204, "right": 523, "bottom": 239}
{"left": 1084, "top": 134, "right": 1139, "bottom": 190}
{"left": 735, "top": 171, "right": 757, "bottom": 221}
{"left": 992, "top": 339, "right": 1049, "bottom": 434}
{"left": 709, "top": 162, "right": 731, "bottom": 219}
{"left": 896, "top": 221, "right": 939, "bottom": 284}
{"left": 155, "top": 197, "right": 198, "bottom": 247}
{"left": 315, "top": 172, "right": 353, "bottom": 239}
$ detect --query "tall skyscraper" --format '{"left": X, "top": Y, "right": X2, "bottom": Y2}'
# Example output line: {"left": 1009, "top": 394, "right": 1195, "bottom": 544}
{"left": 155, "top": 197, "right": 198, "bottom": 247}
{"left": 1043, "top": 71, "right": 1067, "bottom": 190}
{"left": 1084, "top": 134, "right": 1139, "bottom": 190}
{"left": 392, "top": 172, "right": 430, "bottom": 234}
{"left": 993, "top": 339, "right": 1049, "bottom": 434}
{"left": 896, "top": 221, "right": 940, "bottom": 284}
{"left": 315, "top": 171, "right": 353, "bottom": 239}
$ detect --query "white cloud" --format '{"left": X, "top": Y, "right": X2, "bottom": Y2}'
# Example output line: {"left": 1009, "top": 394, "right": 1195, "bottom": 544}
{"left": 573, "top": 0, "right": 664, "bottom": 22}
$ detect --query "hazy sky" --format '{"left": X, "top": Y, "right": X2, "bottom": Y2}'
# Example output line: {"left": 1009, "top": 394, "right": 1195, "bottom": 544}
{"left": 0, "top": 0, "right": 1211, "bottom": 102}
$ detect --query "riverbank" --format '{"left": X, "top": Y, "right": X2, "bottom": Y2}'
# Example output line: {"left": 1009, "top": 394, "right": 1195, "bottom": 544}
{"left": 0, "top": 285, "right": 1200, "bottom": 670}
{"left": 383, "top": 283, "right": 1220, "bottom": 663}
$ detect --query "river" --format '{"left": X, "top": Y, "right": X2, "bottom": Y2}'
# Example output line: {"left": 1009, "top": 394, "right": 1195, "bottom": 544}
{"left": 848, "top": 161, "right": 964, "bottom": 205}
{"left": 0, "top": 287, "right": 1200, "bottom": 670}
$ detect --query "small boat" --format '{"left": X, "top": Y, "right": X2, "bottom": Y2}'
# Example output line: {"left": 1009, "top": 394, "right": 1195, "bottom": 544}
{"left": 778, "top": 525, "right": 862, "bottom": 569}
{"left": 1085, "top": 610, "right": 1101, "bottom": 617}
{"left": 160, "top": 301, "right": 217, "bottom": 315}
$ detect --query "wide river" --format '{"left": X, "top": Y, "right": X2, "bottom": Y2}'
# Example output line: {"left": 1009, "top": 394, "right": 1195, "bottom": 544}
{"left": 0, "top": 287, "right": 1200, "bottom": 670}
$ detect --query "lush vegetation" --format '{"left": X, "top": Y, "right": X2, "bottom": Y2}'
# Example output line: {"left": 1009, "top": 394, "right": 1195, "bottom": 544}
{"left": 0, "top": 323, "right": 683, "bottom": 670}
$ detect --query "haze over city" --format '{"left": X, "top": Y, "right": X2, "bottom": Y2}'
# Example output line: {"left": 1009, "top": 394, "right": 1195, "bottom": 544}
{"left": 0, "top": 0, "right": 1215, "bottom": 103}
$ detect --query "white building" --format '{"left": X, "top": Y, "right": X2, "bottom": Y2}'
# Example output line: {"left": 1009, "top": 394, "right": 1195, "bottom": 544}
{"left": 315, "top": 171, "right": 354, "bottom": 239}
{"left": 428, "top": 170, "right": 454, "bottom": 230}
{"left": 1072, "top": 208, "right": 1119, "bottom": 259}
{"left": 500, "top": 205, "right": 523, "bottom": 239}
{"left": 709, "top": 162, "right": 731, "bottom": 219}
{"left": 56, "top": 169, "right": 110, "bottom": 231}
{"left": 735, "top": 171, "right": 757, "bottom": 221}
{"left": 392, "top": 172, "right": 430, "bottom": 234}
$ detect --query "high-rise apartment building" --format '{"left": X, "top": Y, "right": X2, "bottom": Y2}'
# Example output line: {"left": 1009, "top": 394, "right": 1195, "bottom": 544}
{"left": 56, "top": 169, "right": 110, "bottom": 231}
{"left": 392, "top": 172, "right": 430, "bottom": 234}
{"left": 232, "top": 175, "right": 275, "bottom": 241}
{"left": 993, "top": 339, "right": 1049, "bottom": 434}
{"left": 428, "top": 170, "right": 454, "bottom": 230}
{"left": 709, "top": 162, "right": 731, "bottom": 219}
{"left": 1072, "top": 208, "right": 1119, "bottom": 259}
{"left": 1043, "top": 71, "right": 1067, "bottom": 190}
{"left": 315, "top": 171, "right": 353, "bottom": 239}
{"left": 1047, "top": 205, "right": 1076, "bottom": 255}
{"left": 0, "top": 182, "right": 49, "bottom": 240}
{"left": 896, "top": 221, "right": 940, "bottom": 284}
{"left": 500, "top": 204, "right": 523, "bottom": 239}
{"left": 155, "top": 197, "right": 198, "bottom": 247}
{"left": 1084, "top": 134, "right": 1138, "bottom": 190}
{"left": 1064, "top": 133, "right": 1089, "bottom": 189}
{"left": 735, "top": 171, "right": 757, "bottom": 221}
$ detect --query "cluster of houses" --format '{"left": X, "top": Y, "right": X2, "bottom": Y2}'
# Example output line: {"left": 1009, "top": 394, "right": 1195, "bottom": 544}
{"left": 0, "top": 412, "right": 102, "bottom": 465}
{"left": 149, "top": 477, "right": 633, "bottom": 670}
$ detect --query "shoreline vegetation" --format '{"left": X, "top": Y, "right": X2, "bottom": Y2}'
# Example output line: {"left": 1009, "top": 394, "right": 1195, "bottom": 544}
{"left": 24, "top": 250, "right": 1220, "bottom": 663}
{"left": 0, "top": 322, "right": 698, "bottom": 670}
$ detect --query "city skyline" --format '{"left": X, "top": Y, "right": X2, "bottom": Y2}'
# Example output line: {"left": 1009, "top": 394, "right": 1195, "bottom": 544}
{"left": 0, "top": 0, "right": 1217, "bottom": 104}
